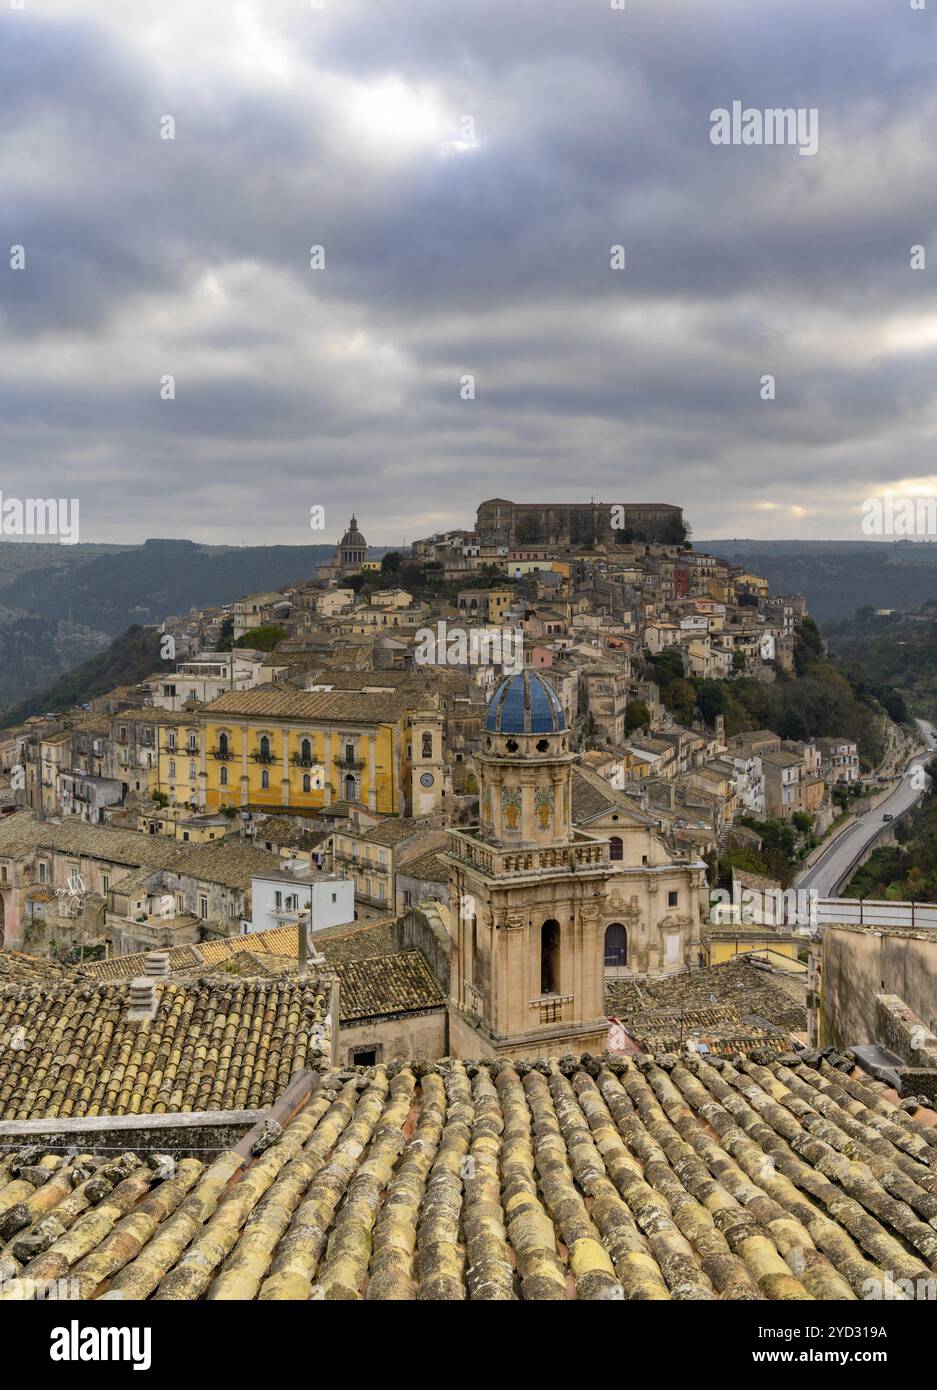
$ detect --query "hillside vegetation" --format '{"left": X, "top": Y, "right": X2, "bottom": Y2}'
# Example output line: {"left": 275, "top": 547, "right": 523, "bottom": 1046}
{"left": 1, "top": 625, "right": 173, "bottom": 726}
{"left": 644, "top": 618, "right": 898, "bottom": 766}
{"left": 0, "top": 538, "right": 334, "bottom": 712}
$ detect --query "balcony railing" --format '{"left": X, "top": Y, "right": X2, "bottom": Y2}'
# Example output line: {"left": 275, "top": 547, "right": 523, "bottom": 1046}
{"left": 251, "top": 750, "right": 277, "bottom": 764}
{"left": 446, "top": 829, "right": 609, "bottom": 878}
{"left": 333, "top": 755, "right": 366, "bottom": 770}
{"left": 291, "top": 754, "right": 315, "bottom": 767}
{"left": 530, "top": 994, "right": 573, "bottom": 1026}
{"left": 209, "top": 747, "right": 233, "bottom": 760}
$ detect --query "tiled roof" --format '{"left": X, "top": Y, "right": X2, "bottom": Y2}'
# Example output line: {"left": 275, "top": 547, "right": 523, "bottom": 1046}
{"left": 0, "top": 952, "right": 75, "bottom": 986}
{"left": 0, "top": 813, "right": 280, "bottom": 890}
{"left": 255, "top": 820, "right": 328, "bottom": 850}
{"left": 359, "top": 818, "right": 426, "bottom": 847}
{"left": 204, "top": 685, "right": 411, "bottom": 724}
{"left": 1, "top": 1054, "right": 935, "bottom": 1300}
{"left": 398, "top": 851, "right": 449, "bottom": 883}
{"left": 76, "top": 919, "right": 436, "bottom": 1026}
{"left": 77, "top": 918, "right": 399, "bottom": 983}
{"left": 606, "top": 957, "right": 807, "bottom": 1033}
{"left": 336, "top": 951, "right": 444, "bottom": 1021}
{"left": 115, "top": 707, "right": 201, "bottom": 724}
{"left": 0, "top": 978, "right": 328, "bottom": 1120}
{"left": 626, "top": 1004, "right": 791, "bottom": 1059}
{"left": 571, "top": 765, "right": 655, "bottom": 826}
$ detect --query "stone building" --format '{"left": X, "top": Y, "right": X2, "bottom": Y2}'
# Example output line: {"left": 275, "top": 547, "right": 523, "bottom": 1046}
{"left": 444, "top": 670, "right": 706, "bottom": 1058}
{"left": 475, "top": 497, "right": 685, "bottom": 548}
{"left": 315, "top": 514, "right": 369, "bottom": 584}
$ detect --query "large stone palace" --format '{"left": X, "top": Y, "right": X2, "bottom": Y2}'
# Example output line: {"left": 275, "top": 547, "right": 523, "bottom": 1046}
{"left": 475, "top": 497, "right": 685, "bottom": 548}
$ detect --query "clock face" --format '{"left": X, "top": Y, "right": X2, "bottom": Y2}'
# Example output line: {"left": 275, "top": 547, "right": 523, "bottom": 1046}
{"left": 419, "top": 772, "right": 435, "bottom": 787}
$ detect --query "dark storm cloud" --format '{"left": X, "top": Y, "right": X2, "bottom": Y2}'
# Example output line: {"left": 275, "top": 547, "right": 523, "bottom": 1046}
{"left": 1, "top": 0, "right": 936, "bottom": 544}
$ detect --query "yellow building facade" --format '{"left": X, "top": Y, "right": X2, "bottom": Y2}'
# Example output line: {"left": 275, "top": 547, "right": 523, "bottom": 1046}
{"left": 155, "top": 720, "right": 203, "bottom": 806}
{"left": 172, "top": 686, "right": 445, "bottom": 818}
{"left": 701, "top": 928, "right": 802, "bottom": 969}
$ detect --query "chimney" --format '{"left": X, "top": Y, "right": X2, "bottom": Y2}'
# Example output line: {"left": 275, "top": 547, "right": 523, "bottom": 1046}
{"left": 126, "top": 976, "right": 158, "bottom": 1022}
{"left": 145, "top": 950, "right": 170, "bottom": 980}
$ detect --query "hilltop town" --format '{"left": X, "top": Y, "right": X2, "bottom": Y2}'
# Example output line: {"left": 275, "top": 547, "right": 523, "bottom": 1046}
{"left": 0, "top": 498, "right": 934, "bottom": 1304}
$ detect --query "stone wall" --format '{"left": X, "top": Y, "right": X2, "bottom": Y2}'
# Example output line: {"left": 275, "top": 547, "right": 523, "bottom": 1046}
{"left": 340, "top": 1008, "right": 447, "bottom": 1066}
{"left": 0, "top": 1108, "right": 261, "bottom": 1157}
{"left": 874, "top": 993, "right": 937, "bottom": 1071}
{"left": 393, "top": 904, "right": 451, "bottom": 992}
{"left": 821, "top": 923, "right": 937, "bottom": 1050}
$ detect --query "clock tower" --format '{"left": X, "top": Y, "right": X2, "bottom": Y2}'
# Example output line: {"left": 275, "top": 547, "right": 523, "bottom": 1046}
{"left": 409, "top": 704, "right": 445, "bottom": 816}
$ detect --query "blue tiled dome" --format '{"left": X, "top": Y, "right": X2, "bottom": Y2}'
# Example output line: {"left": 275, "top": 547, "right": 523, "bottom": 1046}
{"left": 484, "top": 670, "right": 566, "bottom": 735}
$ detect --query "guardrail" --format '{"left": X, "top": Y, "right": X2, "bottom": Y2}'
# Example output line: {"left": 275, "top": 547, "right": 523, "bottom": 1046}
{"left": 816, "top": 897, "right": 937, "bottom": 930}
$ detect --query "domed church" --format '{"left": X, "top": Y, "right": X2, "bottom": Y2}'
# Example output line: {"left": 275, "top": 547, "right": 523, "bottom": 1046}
{"left": 443, "top": 670, "right": 706, "bottom": 1058}
{"left": 315, "top": 513, "right": 369, "bottom": 583}
{"left": 337, "top": 514, "right": 367, "bottom": 570}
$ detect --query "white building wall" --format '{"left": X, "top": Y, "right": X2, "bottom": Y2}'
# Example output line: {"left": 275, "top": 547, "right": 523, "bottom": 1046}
{"left": 248, "top": 873, "right": 354, "bottom": 934}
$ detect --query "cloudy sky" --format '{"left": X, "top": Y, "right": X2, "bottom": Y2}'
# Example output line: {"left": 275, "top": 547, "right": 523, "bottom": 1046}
{"left": 3, "top": 0, "right": 936, "bottom": 546}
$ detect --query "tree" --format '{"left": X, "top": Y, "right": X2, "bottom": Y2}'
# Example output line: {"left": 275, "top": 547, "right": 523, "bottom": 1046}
{"left": 696, "top": 680, "right": 727, "bottom": 725}
{"left": 217, "top": 616, "right": 234, "bottom": 651}
{"left": 234, "top": 625, "right": 287, "bottom": 652}
{"left": 624, "top": 701, "right": 651, "bottom": 735}
{"left": 794, "top": 617, "right": 823, "bottom": 675}
{"left": 664, "top": 678, "right": 696, "bottom": 726}
{"left": 646, "top": 648, "right": 684, "bottom": 687}
{"left": 782, "top": 708, "right": 810, "bottom": 741}
{"left": 381, "top": 551, "right": 402, "bottom": 574}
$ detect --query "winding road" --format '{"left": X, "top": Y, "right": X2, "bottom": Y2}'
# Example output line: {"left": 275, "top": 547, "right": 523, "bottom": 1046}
{"left": 796, "top": 720, "right": 936, "bottom": 898}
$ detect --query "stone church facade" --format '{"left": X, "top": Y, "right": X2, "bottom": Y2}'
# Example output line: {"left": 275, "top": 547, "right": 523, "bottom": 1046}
{"left": 444, "top": 670, "right": 706, "bottom": 1058}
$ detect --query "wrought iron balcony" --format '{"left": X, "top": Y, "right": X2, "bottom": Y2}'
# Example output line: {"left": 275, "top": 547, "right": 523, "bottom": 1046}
{"left": 333, "top": 755, "right": 366, "bottom": 770}
{"left": 251, "top": 750, "right": 277, "bottom": 764}
{"left": 209, "top": 747, "right": 233, "bottom": 760}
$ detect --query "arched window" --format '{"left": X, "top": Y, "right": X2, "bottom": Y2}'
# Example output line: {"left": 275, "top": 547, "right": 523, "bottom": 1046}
{"left": 609, "top": 835, "right": 623, "bottom": 861}
{"left": 218, "top": 731, "right": 229, "bottom": 756}
{"left": 604, "top": 923, "right": 628, "bottom": 968}
{"left": 260, "top": 734, "right": 271, "bottom": 760}
{"left": 422, "top": 732, "right": 433, "bottom": 759}
{"left": 540, "top": 920, "right": 560, "bottom": 995}
{"left": 261, "top": 769, "right": 270, "bottom": 790}
{"left": 344, "top": 773, "right": 357, "bottom": 802}
{"left": 301, "top": 737, "right": 312, "bottom": 763}
{"left": 168, "top": 759, "right": 176, "bottom": 778}
{"left": 302, "top": 774, "right": 311, "bottom": 793}
{"left": 189, "top": 761, "right": 196, "bottom": 780}
{"left": 220, "top": 766, "right": 228, "bottom": 786}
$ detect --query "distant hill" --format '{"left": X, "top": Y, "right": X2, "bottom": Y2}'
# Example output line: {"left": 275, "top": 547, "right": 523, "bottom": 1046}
{"left": 0, "top": 538, "right": 335, "bottom": 713}
{"left": 0, "top": 539, "right": 334, "bottom": 634}
{"left": 0, "top": 607, "right": 110, "bottom": 713}
{"left": 826, "top": 603, "right": 937, "bottom": 723}
{"left": 698, "top": 539, "right": 937, "bottom": 625}
{"left": 1, "top": 625, "right": 173, "bottom": 727}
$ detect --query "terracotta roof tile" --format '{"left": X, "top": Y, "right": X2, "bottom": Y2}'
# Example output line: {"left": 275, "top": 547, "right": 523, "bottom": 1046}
{"left": 1, "top": 1054, "right": 935, "bottom": 1300}
{"left": 0, "top": 978, "right": 328, "bottom": 1120}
